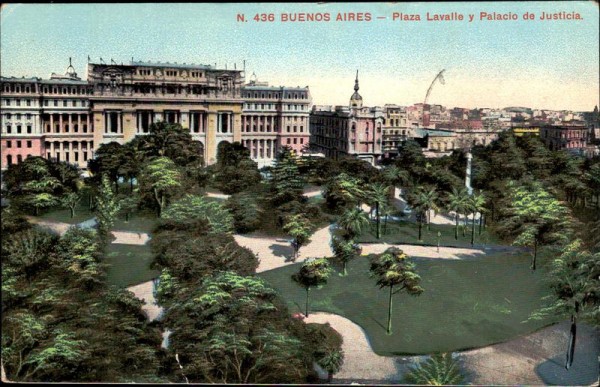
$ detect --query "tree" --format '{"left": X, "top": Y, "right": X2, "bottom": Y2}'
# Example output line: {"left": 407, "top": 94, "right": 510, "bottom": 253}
{"left": 498, "top": 181, "right": 573, "bottom": 270}
{"left": 323, "top": 173, "right": 365, "bottom": 212}
{"left": 468, "top": 190, "right": 486, "bottom": 245}
{"left": 164, "top": 272, "right": 315, "bottom": 383}
{"left": 213, "top": 142, "right": 261, "bottom": 194}
{"left": 268, "top": 147, "right": 305, "bottom": 205}
{"left": 369, "top": 247, "right": 423, "bottom": 335}
{"left": 141, "top": 121, "right": 203, "bottom": 166}
{"left": 317, "top": 349, "right": 344, "bottom": 383}
{"left": 87, "top": 142, "right": 125, "bottom": 192}
{"left": 94, "top": 175, "right": 121, "bottom": 243}
{"left": 529, "top": 240, "right": 599, "bottom": 369}
{"left": 403, "top": 353, "right": 466, "bottom": 385}
{"left": 368, "top": 183, "right": 390, "bottom": 239}
{"left": 117, "top": 193, "right": 138, "bottom": 222}
{"left": 61, "top": 191, "right": 82, "bottom": 219}
{"left": 162, "top": 194, "right": 234, "bottom": 234}
{"left": 283, "top": 214, "right": 313, "bottom": 261}
{"left": 3, "top": 157, "right": 62, "bottom": 216}
{"left": 331, "top": 236, "right": 360, "bottom": 276}
{"left": 337, "top": 207, "right": 369, "bottom": 241}
{"left": 446, "top": 187, "right": 468, "bottom": 240}
{"left": 226, "top": 192, "right": 262, "bottom": 233}
{"left": 139, "top": 156, "right": 181, "bottom": 217}
{"left": 291, "top": 258, "right": 332, "bottom": 317}
{"left": 408, "top": 186, "right": 440, "bottom": 240}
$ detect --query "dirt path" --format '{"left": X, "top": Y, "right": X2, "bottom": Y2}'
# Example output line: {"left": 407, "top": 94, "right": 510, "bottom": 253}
{"left": 305, "top": 312, "right": 599, "bottom": 385}
{"left": 234, "top": 224, "right": 334, "bottom": 273}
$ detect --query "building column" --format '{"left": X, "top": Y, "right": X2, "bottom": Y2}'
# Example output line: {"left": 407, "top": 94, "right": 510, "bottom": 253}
{"left": 59, "top": 114, "right": 63, "bottom": 133}
{"left": 68, "top": 114, "right": 72, "bottom": 133}
{"left": 86, "top": 114, "right": 90, "bottom": 132}
{"left": 50, "top": 114, "right": 54, "bottom": 133}
{"left": 77, "top": 114, "right": 81, "bottom": 132}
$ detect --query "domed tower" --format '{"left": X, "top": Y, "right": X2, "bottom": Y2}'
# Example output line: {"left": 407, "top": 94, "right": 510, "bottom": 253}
{"left": 349, "top": 70, "right": 363, "bottom": 109}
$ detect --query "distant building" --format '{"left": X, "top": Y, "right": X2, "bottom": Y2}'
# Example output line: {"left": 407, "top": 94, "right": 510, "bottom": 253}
{"left": 512, "top": 126, "right": 541, "bottom": 137}
{"left": 540, "top": 124, "right": 588, "bottom": 152}
{"left": 309, "top": 72, "right": 384, "bottom": 165}
{"left": 1, "top": 59, "right": 93, "bottom": 170}
{"left": 87, "top": 60, "right": 245, "bottom": 165}
{"left": 381, "top": 105, "right": 419, "bottom": 157}
{"left": 241, "top": 74, "right": 311, "bottom": 167}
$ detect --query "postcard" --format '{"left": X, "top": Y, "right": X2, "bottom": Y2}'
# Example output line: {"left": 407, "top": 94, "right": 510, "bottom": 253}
{"left": 1, "top": 2, "right": 598, "bottom": 385}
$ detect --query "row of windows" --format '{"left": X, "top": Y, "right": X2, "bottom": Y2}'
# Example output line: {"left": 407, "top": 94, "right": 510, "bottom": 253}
{"left": 2, "top": 99, "right": 88, "bottom": 107}
{"left": 136, "top": 69, "right": 204, "bottom": 78}
{"left": 2, "top": 84, "right": 91, "bottom": 95}
{"left": 5, "top": 140, "right": 33, "bottom": 148}
{"left": 4, "top": 113, "right": 33, "bottom": 120}
{"left": 243, "top": 92, "right": 308, "bottom": 100}
{"left": 5, "top": 125, "right": 33, "bottom": 134}
{"left": 285, "top": 137, "right": 305, "bottom": 145}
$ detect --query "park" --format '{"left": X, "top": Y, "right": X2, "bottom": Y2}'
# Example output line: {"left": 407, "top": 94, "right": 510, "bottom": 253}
{"left": 2, "top": 122, "right": 599, "bottom": 384}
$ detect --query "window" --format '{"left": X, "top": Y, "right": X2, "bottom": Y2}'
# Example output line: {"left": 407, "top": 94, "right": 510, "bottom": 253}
{"left": 16, "top": 114, "right": 22, "bottom": 120}
{"left": 16, "top": 99, "right": 21, "bottom": 106}
{"left": 287, "top": 126, "right": 290, "bottom": 132}
{"left": 16, "top": 125, "right": 22, "bottom": 134}
{"left": 44, "top": 100, "right": 49, "bottom": 106}
{"left": 26, "top": 114, "right": 32, "bottom": 120}
{"left": 27, "top": 140, "right": 32, "bottom": 148}
{"left": 5, "top": 113, "right": 11, "bottom": 120}
{"left": 54, "top": 100, "right": 58, "bottom": 107}
{"left": 5, "top": 100, "right": 10, "bottom": 106}
{"left": 6, "top": 125, "right": 11, "bottom": 134}
{"left": 16, "top": 140, "right": 22, "bottom": 148}
{"left": 63, "top": 100, "right": 67, "bottom": 107}
{"left": 287, "top": 138, "right": 291, "bottom": 144}
{"left": 300, "top": 138, "right": 304, "bottom": 144}
{"left": 6, "top": 141, "right": 11, "bottom": 148}
{"left": 293, "top": 138, "right": 297, "bottom": 144}
{"left": 27, "top": 125, "right": 32, "bottom": 133}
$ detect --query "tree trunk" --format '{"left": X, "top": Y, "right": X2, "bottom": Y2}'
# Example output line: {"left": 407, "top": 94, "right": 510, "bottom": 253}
{"left": 376, "top": 201, "right": 380, "bottom": 239}
{"left": 531, "top": 238, "right": 537, "bottom": 271}
{"left": 343, "top": 261, "right": 347, "bottom": 276}
{"left": 125, "top": 212, "right": 130, "bottom": 222}
{"left": 305, "top": 288, "right": 310, "bottom": 317}
{"left": 462, "top": 214, "right": 467, "bottom": 237}
{"left": 471, "top": 213, "right": 476, "bottom": 245}
{"left": 565, "top": 314, "right": 577, "bottom": 370}
{"left": 479, "top": 213, "right": 483, "bottom": 235}
{"left": 455, "top": 213, "right": 459, "bottom": 240}
{"left": 426, "top": 210, "right": 431, "bottom": 231}
{"left": 327, "top": 371, "right": 333, "bottom": 383}
{"left": 89, "top": 194, "right": 93, "bottom": 210}
{"left": 383, "top": 215, "right": 388, "bottom": 235}
{"left": 35, "top": 206, "right": 39, "bottom": 216}
{"left": 387, "top": 285, "right": 393, "bottom": 335}
{"left": 418, "top": 218, "right": 423, "bottom": 241}
{"left": 70, "top": 206, "right": 75, "bottom": 219}
{"left": 130, "top": 177, "right": 134, "bottom": 193}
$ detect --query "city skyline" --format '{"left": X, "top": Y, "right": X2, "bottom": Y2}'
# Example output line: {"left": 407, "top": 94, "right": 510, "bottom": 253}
{"left": 1, "top": 2, "right": 598, "bottom": 111}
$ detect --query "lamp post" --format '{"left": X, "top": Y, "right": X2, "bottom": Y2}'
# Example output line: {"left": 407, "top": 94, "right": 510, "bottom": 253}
{"left": 465, "top": 148, "right": 473, "bottom": 196}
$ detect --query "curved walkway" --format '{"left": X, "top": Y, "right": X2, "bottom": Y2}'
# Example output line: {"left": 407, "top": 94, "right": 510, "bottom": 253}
{"left": 234, "top": 224, "right": 334, "bottom": 273}
{"left": 304, "top": 312, "right": 599, "bottom": 385}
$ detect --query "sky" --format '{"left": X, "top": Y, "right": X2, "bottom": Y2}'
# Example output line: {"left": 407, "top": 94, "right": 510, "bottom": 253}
{"left": 1, "top": 2, "right": 598, "bottom": 111}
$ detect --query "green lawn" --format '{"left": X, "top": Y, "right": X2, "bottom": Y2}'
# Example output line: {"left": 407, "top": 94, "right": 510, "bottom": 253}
{"left": 355, "top": 220, "right": 506, "bottom": 248}
{"left": 105, "top": 243, "right": 159, "bottom": 288}
{"left": 258, "top": 252, "right": 556, "bottom": 356}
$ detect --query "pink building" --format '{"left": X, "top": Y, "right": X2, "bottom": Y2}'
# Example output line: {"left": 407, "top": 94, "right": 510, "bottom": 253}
{"left": 241, "top": 75, "right": 311, "bottom": 167}
{"left": 309, "top": 72, "right": 384, "bottom": 165}
{"left": 540, "top": 124, "right": 588, "bottom": 151}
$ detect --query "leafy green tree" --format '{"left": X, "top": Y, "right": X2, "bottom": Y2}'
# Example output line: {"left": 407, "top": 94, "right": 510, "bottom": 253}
{"left": 226, "top": 192, "right": 262, "bottom": 233}
{"left": 117, "top": 193, "right": 139, "bottom": 222}
{"left": 164, "top": 272, "right": 315, "bottom": 383}
{"left": 498, "top": 181, "right": 573, "bottom": 270}
{"left": 369, "top": 247, "right": 423, "bottom": 335}
{"left": 94, "top": 175, "right": 121, "bottom": 242}
{"left": 408, "top": 186, "right": 440, "bottom": 239}
{"left": 3, "top": 157, "right": 62, "bottom": 215}
{"left": 162, "top": 194, "right": 233, "bottom": 234}
{"left": 338, "top": 207, "right": 369, "bottom": 240}
{"left": 468, "top": 191, "right": 486, "bottom": 245}
{"left": 331, "top": 236, "right": 360, "bottom": 276}
{"left": 291, "top": 258, "right": 332, "bottom": 317}
{"left": 61, "top": 191, "right": 82, "bottom": 219}
{"left": 139, "top": 156, "right": 181, "bottom": 217}
{"left": 323, "top": 173, "right": 365, "bottom": 212}
{"left": 283, "top": 214, "right": 313, "bottom": 260}
{"left": 383, "top": 165, "right": 410, "bottom": 193}
{"left": 141, "top": 121, "right": 203, "bottom": 166}
{"left": 87, "top": 142, "right": 125, "bottom": 192}
{"left": 268, "top": 147, "right": 305, "bottom": 205}
{"left": 446, "top": 187, "right": 468, "bottom": 240}
{"left": 403, "top": 353, "right": 466, "bottom": 385}
{"left": 317, "top": 349, "right": 344, "bottom": 383}
{"left": 529, "top": 240, "right": 599, "bottom": 369}
{"left": 583, "top": 163, "right": 600, "bottom": 208}
{"left": 213, "top": 142, "right": 261, "bottom": 194}
{"left": 368, "top": 183, "right": 390, "bottom": 239}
